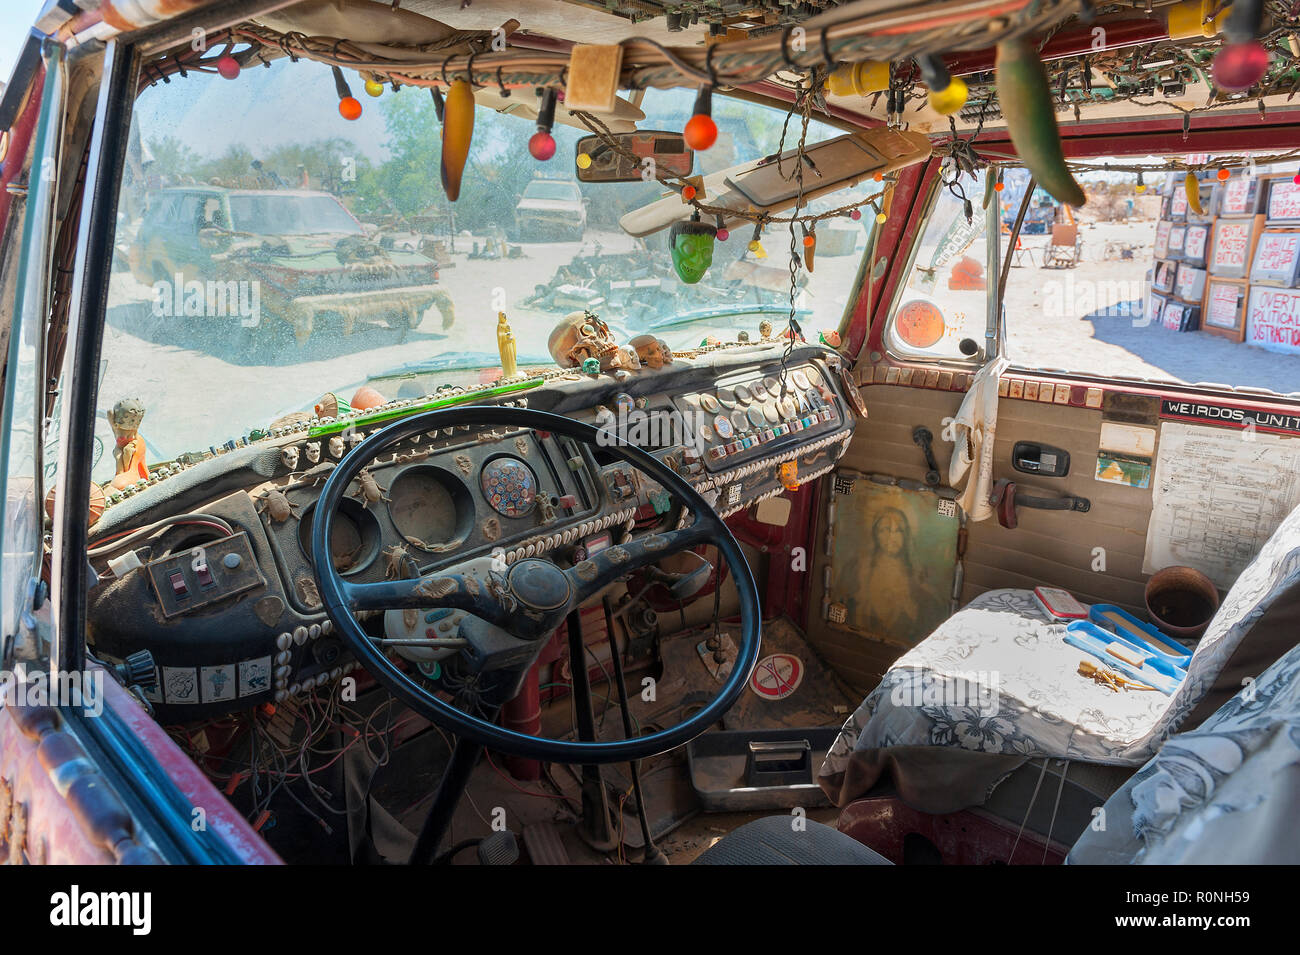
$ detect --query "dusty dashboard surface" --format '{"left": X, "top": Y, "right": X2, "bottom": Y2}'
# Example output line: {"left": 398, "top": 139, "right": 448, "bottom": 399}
{"left": 86, "top": 342, "right": 860, "bottom": 722}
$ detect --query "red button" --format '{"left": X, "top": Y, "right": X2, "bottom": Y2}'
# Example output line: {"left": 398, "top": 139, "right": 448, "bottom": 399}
{"left": 196, "top": 564, "right": 214, "bottom": 588}
{"left": 169, "top": 571, "right": 188, "bottom": 598}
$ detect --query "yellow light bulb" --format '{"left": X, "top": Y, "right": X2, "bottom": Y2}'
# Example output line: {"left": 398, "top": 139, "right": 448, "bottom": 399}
{"left": 747, "top": 239, "right": 766, "bottom": 258}
{"left": 364, "top": 79, "right": 385, "bottom": 97}
{"left": 927, "top": 75, "right": 968, "bottom": 116}
{"left": 576, "top": 153, "right": 592, "bottom": 169}
{"left": 1136, "top": 183, "right": 1146, "bottom": 193}
{"left": 875, "top": 212, "right": 887, "bottom": 224}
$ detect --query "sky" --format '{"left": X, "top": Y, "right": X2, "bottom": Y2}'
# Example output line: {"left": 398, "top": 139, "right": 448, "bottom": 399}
{"left": 0, "top": 2, "right": 44, "bottom": 89}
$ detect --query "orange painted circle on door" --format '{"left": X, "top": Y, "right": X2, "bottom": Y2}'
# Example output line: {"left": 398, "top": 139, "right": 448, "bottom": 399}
{"left": 895, "top": 300, "right": 945, "bottom": 348}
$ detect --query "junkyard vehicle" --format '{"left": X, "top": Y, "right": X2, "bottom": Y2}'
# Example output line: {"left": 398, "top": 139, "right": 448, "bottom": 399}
{"left": 514, "top": 178, "right": 587, "bottom": 240}
{"left": 129, "top": 185, "right": 454, "bottom": 356}
{"left": 2, "top": 0, "right": 1299, "bottom": 894}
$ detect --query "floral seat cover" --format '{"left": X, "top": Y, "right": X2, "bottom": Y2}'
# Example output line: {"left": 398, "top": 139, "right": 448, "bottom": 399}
{"left": 819, "top": 502, "right": 1300, "bottom": 804}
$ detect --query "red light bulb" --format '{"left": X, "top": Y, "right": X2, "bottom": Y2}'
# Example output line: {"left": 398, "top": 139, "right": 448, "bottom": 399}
{"left": 684, "top": 114, "right": 717, "bottom": 151}
{"left": 716, "top": 227, "right": 729, "bottom": 241}
{"left": 849, "top": 209, "right": 862, "bottom": 221}
{"left": 1212, "top": 41, "right": 1270, "bottom": 91}
{"left": 684, "top": 85, "right": 717, "bottom": 150}
{"left": 528, "top": 131, "right": 556, "bottom": 160}
{"left": 216, "top": 54, "right": 240, "bottom": 80}
{"left": 339, "top": 96, "right": 362, "bottom": 120}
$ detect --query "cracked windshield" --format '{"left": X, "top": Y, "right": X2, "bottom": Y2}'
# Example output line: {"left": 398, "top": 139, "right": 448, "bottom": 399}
{"left": 97, "top": 57, "right": 877, "bottom": 487}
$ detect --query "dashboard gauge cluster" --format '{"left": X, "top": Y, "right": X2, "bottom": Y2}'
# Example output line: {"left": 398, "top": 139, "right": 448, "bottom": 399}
{"left": 676, "top": 363, "right": 842, "bottom": 473}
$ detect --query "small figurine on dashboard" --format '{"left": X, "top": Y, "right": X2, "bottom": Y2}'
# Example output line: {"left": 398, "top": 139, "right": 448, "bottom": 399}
{"left": 106, "top": 397, "right": 148, "bottom": 491}
{"left": 497, "top": 311, "right": 518, "bottom": 379}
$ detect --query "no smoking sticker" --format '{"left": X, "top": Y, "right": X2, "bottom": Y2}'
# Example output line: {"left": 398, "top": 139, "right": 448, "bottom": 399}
{"left": 749, "top": 653, "right": 804, "bottom": 700}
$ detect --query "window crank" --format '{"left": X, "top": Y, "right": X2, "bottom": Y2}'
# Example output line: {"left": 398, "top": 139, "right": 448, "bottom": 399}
{"left": 912, "top": 426, "right": 941, "bottom": 487}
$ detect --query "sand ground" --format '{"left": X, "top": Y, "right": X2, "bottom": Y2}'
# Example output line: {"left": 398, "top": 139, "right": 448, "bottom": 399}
{"left": 1003, "top": 219, "right": 1299, "bottom": 395}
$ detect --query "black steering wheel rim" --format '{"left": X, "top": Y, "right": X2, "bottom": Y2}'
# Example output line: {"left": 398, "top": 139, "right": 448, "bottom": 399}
{"left": 311, "top": 405, "right": 762, "bottom": 764}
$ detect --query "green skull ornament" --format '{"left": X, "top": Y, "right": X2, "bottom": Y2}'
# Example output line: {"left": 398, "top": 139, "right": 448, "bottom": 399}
{"left": 669, "top": 219, "right": 718, "bottom": 284}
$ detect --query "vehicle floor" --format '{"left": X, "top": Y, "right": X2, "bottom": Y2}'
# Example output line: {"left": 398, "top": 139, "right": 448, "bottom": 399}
{"left": 366, "top": 615, "right": 857, "bottom": 865}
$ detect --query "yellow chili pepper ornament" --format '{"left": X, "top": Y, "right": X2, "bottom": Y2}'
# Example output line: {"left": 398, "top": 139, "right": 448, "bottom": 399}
{"left": 1184, "top": 171, "right": 1205, "bottom": 215}
{"left": 440, "top": 79, "right": 475, "bottom": 202}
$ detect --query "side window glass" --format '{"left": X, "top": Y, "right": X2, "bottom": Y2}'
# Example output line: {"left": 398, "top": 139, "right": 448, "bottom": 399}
{"left": 885, "top": 171, "right": 989, "bottom": 361}
{"left": 1, "top": 54, "right": 61, "bottom": 651}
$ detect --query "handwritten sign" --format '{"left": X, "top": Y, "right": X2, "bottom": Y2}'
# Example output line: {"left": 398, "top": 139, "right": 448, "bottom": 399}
{"left": 1146, "top": 292, "right": 1165, "bottom": 328}
{"left": 1168, "top": 224, "right": 1186, "bottom": 254}
{"left": 1249, "top": 230, "right": 1300, "bottom": 286}
{"left": 1175, "top": 264, "right": 1206, "bottom": 302}
{"left": 1203, "top": 280, "right": 1244, "bottom": 335}
{"left": 1183, "top": 223, "right": 1209, "bottom": 265}
{"left": 1209, "top": 219, "right": 1254, "bottom": 276}
{"left": 1153, "top": 220, "right": 1171, "bottom": 259}
{"left": 1246, "top": 286, "right": 1300, "bottom": 353}
{"left": 1266, "top": 178, "right": 1300, "bottom": 221}
{"left": 1170, "top": 189, "right": 1188, "bottom": 218}
{"left": 1153, "top": 259, "right": 1177, "bottom": 293}
{"left": 1161, "top": 299, "right": 1193, "bottom": 332}
{"left": 1218, "top": 176, "right": 1256, "bottom": 216}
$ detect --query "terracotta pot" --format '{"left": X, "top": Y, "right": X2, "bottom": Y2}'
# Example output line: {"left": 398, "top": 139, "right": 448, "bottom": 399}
{"left": 1144, "top": 565, "right": 1219, "bottom": 642}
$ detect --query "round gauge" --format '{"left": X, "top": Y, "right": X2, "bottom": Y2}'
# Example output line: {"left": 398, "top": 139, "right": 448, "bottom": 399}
{"left": 762, "top": 378, "right": 780, "bottom": 396}
{"left": 792, "top": 370, "right": 810, "bottom": 390}
{"left": 388, "top": 466, "right": 472, "bottom": 549}
{"left": 763, "top": 401, "right": 780, "bottom": 424}
{"left": 714, "top": 414, "right": 735, "bottom": 440}
{"left": 895, "top": 300, "right": 946, "bottom": 348}
{"left": 715, "top": 387, "right": 736, "bottom": 410}
{"left": 779, "top": 396, "right": 797, "bottom": 418}
{"left": 805, "top": 366, "right": 822, "bottom": 386}
{"left": 480, "top": 456, "right": 538, "bottom": 519}
{"left": 731, "top": 409, "right": 748, "bottom": 433}
{"left": 734, "top": 384, "right": 753, "bottom": 404}
{"left": 746, "top": 405, "right": 766, "bottom": 429}
{"left": 615, "top": 393, "right": 635, "bottom": 415}
{"left": 699, "top": 393, "right": 720, "bottom": 413}
{"left": 750, "top": 381, "right": 769, "bottom": 402}
{"left": 298, "top": 498, "right": 381, "bottom": 576}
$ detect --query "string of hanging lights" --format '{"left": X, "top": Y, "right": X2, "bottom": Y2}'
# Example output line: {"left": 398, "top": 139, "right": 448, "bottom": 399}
{"left": 135, "top": 0, "right": 1299, "bottom": 216}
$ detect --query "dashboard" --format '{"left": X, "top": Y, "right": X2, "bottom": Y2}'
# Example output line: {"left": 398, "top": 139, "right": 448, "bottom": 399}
{"left": 85, "top": 341, "right": 861, "bottom": 722}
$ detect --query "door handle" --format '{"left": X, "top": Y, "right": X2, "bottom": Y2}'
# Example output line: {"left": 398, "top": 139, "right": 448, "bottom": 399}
{"left": 989, "top": 479, "right": 1090, "bottom": 529}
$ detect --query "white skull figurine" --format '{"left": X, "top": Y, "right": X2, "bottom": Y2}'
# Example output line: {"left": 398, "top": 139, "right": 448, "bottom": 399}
{"left": 328, "top": 435, "right": 345, "bottom": 459}
{"left": 281, "top": 446, "right": 300, "bottom": 471}
{"left": 305, "top": 441, "right": 321, "bottom": 465}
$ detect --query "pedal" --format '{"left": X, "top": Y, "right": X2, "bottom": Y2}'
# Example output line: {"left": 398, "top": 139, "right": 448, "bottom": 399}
{"left": 697, "top": 632, "right": 736, "bottom": 681}
{"left": 476, "top": 830, "right": 520, "bottom": 866}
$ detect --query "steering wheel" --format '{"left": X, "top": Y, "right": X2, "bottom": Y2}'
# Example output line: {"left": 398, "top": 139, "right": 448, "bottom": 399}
{"left": 312, "top": 406, "right": 762, "bottom": 764}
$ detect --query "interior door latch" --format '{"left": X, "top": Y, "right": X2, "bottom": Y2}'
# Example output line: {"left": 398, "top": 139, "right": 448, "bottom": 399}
{"left": 989, "top": 479, "right": 1090, "bottom": 529}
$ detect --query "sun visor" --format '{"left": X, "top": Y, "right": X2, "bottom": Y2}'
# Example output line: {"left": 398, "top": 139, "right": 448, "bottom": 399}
{"left": 619, "top": 127, "right": 930, "bottom": 238}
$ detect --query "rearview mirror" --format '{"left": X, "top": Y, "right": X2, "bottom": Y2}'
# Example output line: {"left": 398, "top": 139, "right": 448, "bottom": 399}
{"left": 575, "top": 131, "right": 694, "bottom": 183}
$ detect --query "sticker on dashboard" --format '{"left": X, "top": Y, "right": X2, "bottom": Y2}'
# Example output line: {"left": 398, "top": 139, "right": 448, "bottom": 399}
{"left": 1159, "top": 399, "right": 1300, "bottom": 436}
